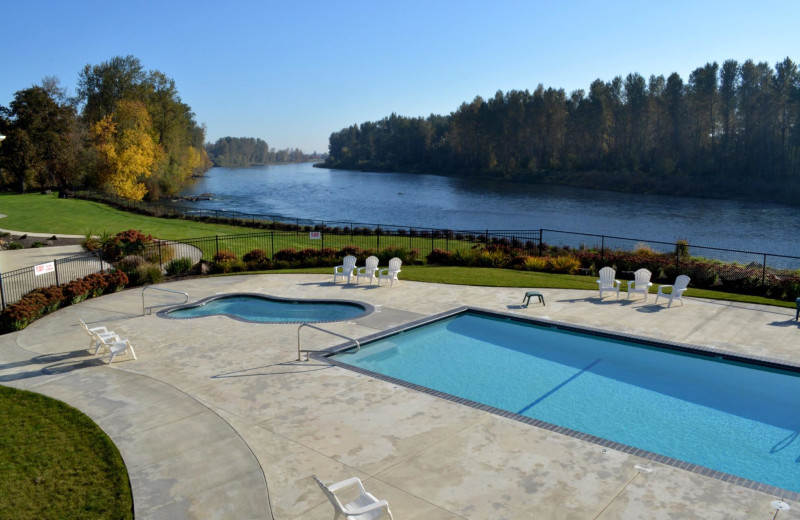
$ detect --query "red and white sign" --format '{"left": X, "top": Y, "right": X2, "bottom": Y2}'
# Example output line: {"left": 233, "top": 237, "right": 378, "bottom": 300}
{"left": 34, "top": 261, "right": 55, "bottom": 276}
{"left": 309, "top": 231, "right": 321, "bottom": 240}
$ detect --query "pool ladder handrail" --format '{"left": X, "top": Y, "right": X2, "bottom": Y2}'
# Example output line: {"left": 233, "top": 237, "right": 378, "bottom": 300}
{"left": 297, "top": 323, "right": 360, "bottom": 361}
{"left": 142, "top": 286, "right": 189, "bottom": 316}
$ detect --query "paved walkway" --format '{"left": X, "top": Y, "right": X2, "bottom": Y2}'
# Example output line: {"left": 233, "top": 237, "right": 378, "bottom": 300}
{"left": 1, "top": 274, "right": 799, "bottom": 519}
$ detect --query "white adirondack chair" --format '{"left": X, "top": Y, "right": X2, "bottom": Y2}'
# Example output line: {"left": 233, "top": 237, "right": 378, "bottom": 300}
{"left": 355, "top": 256, "right": 380, "bottom": 285}
{"left": 627, "top": 268, "right": 653, "bottom": 301}
{"left": 91, "top": 332, "right": 137, "bottom": 364}
{"left": 79, "top": 319, "right": 119, "bottom": 351}
{"left": 597, "top": 267, "right": 621, "bottom": 299}
{"left": 333, "top": 255, "right": 357, "bottom": 284}
{"left": 313, "top": 475, "right": 393, "bottom": 520}
{"left": 377, "top": 257, "right": 402, "bottom": 287}
{"left": 655, "top": 275, "right": 690, "bottom": 307}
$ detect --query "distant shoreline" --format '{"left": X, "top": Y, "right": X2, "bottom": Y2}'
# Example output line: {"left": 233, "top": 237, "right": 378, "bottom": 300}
{"left": 318, "top": 163, "right": 800, "bottom": 207}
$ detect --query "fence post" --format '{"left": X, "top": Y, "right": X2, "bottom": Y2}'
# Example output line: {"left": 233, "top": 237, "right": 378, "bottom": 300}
{"left": 0, "top": 272, "right": 5, "bottom": 310}
{"left": 762, "top": 253, "right": 768, "bottom": 290}
{"left": 485, "top": 229, "right": 489, "bottom": 248}
{"left": 376, "top": 228, "right": 380, "bottom": 250}
{"left": 270, "top": 231, "right": 274, "bottom": 259}
{"left": 601, "top": 236, "right": 605, "bottom": 265}
{"left": 54, "top": 258, "right": 60, "bottom": 287}
{"left": 538, "top": 229, "right": 544, "bottom": 256}
{"left": 158, "top": 241, "right": 163, "bottom": 267}
{"left": 215, "top": 235, "right": 219, "bottom": 259}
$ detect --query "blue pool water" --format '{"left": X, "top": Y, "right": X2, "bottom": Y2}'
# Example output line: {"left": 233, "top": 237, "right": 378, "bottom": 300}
{"left": 333, "top": 312, "right": 800, "bottom": 493}
{"left": 164, "top": 295, "right": 367, "bottom": 323}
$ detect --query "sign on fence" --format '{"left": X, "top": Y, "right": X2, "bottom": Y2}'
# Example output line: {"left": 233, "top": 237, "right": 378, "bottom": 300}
{"left": 309, "top": 231, "right": 321, "bottom": 240}
{"left": 34, "top": 261, "right": 55, "bottom": 276}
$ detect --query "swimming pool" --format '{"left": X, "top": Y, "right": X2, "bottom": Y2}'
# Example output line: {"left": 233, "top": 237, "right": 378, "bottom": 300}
{"left": 329, "top": 310, "right": 800, "bottom": 496}
{"left": 160, "top": 293, "right": 371, "bottom": 323}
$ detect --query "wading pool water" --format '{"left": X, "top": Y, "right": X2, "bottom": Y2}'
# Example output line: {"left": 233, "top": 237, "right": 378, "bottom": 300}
{"left": 162, "top": 294, "right": 370, "bottom": 323}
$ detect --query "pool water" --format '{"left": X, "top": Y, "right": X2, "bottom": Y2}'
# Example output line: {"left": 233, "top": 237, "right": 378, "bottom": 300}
{"left": 333, "top": 312, "right": 800, "bottom": 493}
{"left": 164, "top": 295, "right": 367, "bottom": 323}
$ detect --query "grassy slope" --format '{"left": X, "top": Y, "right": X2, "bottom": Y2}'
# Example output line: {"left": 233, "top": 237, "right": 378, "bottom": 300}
{"left": 0, "top": 193, "right": 254, "bottom": 238}
{"left": 0, "top": 386, "right": 132, "bottom": 520}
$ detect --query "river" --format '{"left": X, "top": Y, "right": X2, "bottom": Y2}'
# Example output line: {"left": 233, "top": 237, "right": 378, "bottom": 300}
{"left": 176, "top": 163, "right": 800, "bottom": 258}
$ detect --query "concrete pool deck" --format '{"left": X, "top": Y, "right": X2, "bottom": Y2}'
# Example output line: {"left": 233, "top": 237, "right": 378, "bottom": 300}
{"left": 1, "top": 274, "right": 799, "bottom": 519}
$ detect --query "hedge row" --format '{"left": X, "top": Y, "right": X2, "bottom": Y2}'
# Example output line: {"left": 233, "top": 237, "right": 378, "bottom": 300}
{"left": 0, "top": 271, "right": 129, "bottom": 333}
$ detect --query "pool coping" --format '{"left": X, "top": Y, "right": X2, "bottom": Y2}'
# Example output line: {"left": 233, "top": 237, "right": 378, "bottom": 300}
{"left": 315, "top": 305, "right": 800, "bottom": 502}
{"left": 156, "top": 292, "right": 375, "bottom": 324}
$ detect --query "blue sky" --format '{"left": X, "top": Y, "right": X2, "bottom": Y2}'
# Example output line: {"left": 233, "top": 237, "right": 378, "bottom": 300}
{"left": 2, "top": 0, "right": 798, "bottom": 153}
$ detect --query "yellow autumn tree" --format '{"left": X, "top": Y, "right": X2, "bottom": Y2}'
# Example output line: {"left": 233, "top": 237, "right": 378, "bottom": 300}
{"left": 91, "top": 99, "right": 164, "bottom": 201}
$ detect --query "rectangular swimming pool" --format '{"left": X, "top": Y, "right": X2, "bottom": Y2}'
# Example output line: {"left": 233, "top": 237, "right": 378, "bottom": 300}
{"left": 329, "top": 310, "right": 800, "bottom": 495}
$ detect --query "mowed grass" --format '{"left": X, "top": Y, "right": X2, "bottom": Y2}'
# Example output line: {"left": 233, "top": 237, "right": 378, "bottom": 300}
{"left": 251, "top": 266, "right": 799, "bottom": 309}
{"left": 0, "top": 193, "right": 255, "bottom": 239}
{"left": 0, "top": 385, "right": 132, "bottom": 520}
{"left": 0, "top": 192, "right": 794, "bottom": 308}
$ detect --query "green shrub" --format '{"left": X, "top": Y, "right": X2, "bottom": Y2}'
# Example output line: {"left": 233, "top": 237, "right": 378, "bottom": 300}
{"left": 144, "top": 242, "right": 175, "bottom": 264}
{"left": 136, "top": 264, "right": 164, "bottom": 285}
{"left": 547, "top": 256, "right": 581, "bottom": 274}
{"left": 165, "top": 257, "right": 194, "bottom": 277}
{"left": 452, "top": 248, "right": 478, "bottom": 266}
{"left": 675, "top": 239, "right": 690, "bottom": 262}
{"left": 522, "top": 256, "right": 548, "bottom": 271}
{"left": 7, "top": 242, "right": 23, "bottom": 250}
{"left": 32, "top": 241, "right": 45, "bottom": 248}
{"left": 213, "top": 259, "right": 246, "bottom": 273}
{"left": 474, "top": 249, "right": 506, "bottom": 268}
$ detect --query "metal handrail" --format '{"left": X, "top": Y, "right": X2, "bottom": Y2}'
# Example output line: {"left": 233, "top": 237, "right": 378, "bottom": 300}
{"left": 297, "top": 323, "right": 360, "bottom": 361}
{"left": 142, "top": 286, "right": 189, "bottom": 315}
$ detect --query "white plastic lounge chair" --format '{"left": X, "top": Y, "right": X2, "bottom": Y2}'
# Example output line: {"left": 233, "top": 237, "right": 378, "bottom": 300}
{"left": 655, "top": 275, "right": 690, "bottom": 307}
{"left": 79, "top": 319, "right": 119, "bottom": 351}
{"left": 333, "top": 255, "right": 357, "bottom": 284}
{"left": 313, "top": 475, "right": 394, "bottom": 520}
{"left": 355, "top": 256, "right": 380, "bottom": 285}
{"left": 92, "top": 333, "right": 137, "bottom": 363}
{"left": 627, "top": 268, "right": 653, "bottom": 301}
{"left": 377, "top": 257, "right": 402, "bottom": 287}
{"left": 597, "top": 267, "right": 621, "bottom": 299}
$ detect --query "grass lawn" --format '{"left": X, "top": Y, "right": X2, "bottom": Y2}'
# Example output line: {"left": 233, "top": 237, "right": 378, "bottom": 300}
{"left": 0, "top": 385, "right": 132, "bottom": 520}
{"left": 0, "top": 193, "right": 255, "bottom": 239}
{"left": 0, "top": 192, "right": 794, "bottom": 308}
{"left": 255, "top": 266, "right": 799, "bottom": 309}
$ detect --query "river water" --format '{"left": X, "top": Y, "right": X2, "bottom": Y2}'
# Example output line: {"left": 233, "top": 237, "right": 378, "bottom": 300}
{"left": 177, "top": 163, "right": 800, "bottom": 257}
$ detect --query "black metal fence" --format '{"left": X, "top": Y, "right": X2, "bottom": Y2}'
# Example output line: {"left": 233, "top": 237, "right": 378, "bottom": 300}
{"left": 1, "top": 220, "right": 798, "bottom": 310}
{"left": 0, "top": 250, "right": 110, "bottom": 310}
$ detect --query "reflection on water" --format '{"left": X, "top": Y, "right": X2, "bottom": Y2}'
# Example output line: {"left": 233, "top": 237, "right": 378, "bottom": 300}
{"left": 176, "top": 163, "right": 800, "bottom": 256}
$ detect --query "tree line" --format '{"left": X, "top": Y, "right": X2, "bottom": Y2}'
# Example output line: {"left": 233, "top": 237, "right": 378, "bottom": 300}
{"left": 205, "top": 137, "right": 320, "bottom": 167}
{"left": 325, "top": 57, "right": 800, "bottom": 202}
{"left": 0, "top": 55, "right": 211, "bottom": 201}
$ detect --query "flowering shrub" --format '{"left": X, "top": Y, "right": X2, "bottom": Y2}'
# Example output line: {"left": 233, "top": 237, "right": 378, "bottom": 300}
{"left": 426, "top": 248, "right": 453, "bottom": 265}
{"left": 29, "top": 286, "right": 64, "bottom": 313}
{"left": 0, "top": 293, "right": 47, "bottom": 331}
{"left": 62, "top": 279, "right": 92, "bottom": 305}
{"left": 242, "top": 249, "right": 268, "bottom": 264}
{"left": 213, "top": 249, "right": 238, "bottom": 262}
{"left": 0, "top": 271, "right": 129, "bottom": 333}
